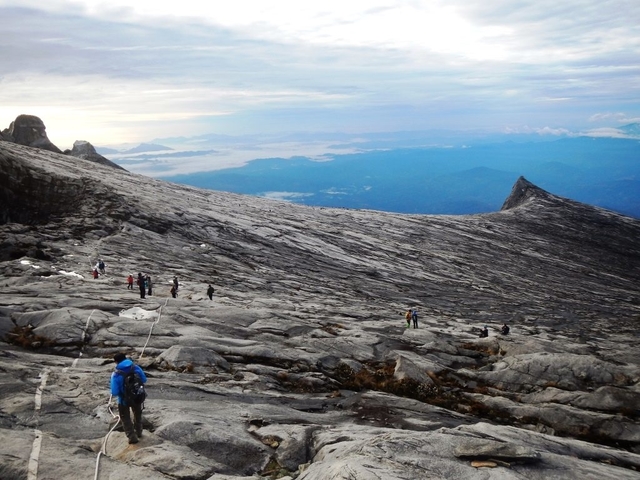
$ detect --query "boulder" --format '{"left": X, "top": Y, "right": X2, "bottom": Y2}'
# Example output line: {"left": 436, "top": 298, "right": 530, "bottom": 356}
{"left": 157, "top": 345, "right": 230, "bottom": 372}
{"left": 2, "top": 114, "right": 62, "bottom": 153}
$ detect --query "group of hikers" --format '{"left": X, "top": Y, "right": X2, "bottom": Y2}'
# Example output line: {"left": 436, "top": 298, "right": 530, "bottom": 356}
{"left": 404, "top": 308, "right": 419, "bottom": 328}
{"left": 101, "top": 263, "right": 219, "bottom": 444}
{"left": 126, "top": 273, "right": 155, "bottom": 299}
{"left": 91, "top": 257, "right": 216, "bottom": 301}
{"left": 479, "top": 323, "right": 510, "bottom": 337}
{"left": 91, "top": 259, "right": 107, "bottom": 279}
{"left": 402, "top": 307, "right": 511, "bottom": 338}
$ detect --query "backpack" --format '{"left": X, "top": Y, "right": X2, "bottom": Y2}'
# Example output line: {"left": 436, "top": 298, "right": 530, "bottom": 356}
{"left": 118, "top": 367, "right": 147, "bottom": 406}
{"left": 405, "top": 311, "right": 411, "bottom": 321}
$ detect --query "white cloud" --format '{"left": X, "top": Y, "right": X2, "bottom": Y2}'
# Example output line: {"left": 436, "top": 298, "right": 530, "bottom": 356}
{"left": 0, "top": 0, "right": 639, "bottom": 153}
{"left": 589, "top": 112, "right": 640, "bottom": 124}
{"left": 502, "top": 125, "right": 574, "bottom": 136}
{"left": 259, "top": 191, "right": 313, "bottom": 201}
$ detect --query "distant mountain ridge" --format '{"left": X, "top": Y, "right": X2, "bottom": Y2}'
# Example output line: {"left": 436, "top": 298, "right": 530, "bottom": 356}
{"left": 120, "top": 143, "right": 173, "bottom": 154}
{"left": 620, "top": 122, "right": 640, "bottom": 137}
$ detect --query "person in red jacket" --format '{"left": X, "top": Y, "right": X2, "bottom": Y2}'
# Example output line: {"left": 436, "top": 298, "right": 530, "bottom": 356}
{"left": 127, "top": 274, "right": 134, "bottom": 290}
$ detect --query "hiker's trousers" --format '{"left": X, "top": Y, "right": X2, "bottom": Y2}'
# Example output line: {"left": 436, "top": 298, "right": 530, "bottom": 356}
{"left": 118, "top": 402, "right": 143, "bottom": 439}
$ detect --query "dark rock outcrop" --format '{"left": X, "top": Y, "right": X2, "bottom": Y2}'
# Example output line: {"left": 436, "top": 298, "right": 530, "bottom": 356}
{"left": 1, "top": 115, "right": 126, "bottom": 171}
{"left": 65, "top": 140, "right": 127, "bottom": 171}
{"left": 1, "top": 114, "right": 62, "bottom": 153}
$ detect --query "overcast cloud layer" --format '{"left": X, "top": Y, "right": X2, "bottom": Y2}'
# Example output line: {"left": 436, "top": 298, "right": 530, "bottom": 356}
{"left": 1, "top": 1, "right": 639, "bottom": 150}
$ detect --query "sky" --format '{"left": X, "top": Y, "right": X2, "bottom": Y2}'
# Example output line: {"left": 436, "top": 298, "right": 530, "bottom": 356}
{"left": 1, "top": 0, "right": 639, "bottom": 151}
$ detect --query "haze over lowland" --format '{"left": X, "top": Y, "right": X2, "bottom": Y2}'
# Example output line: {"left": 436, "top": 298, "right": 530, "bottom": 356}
{"left": 99, "top": 127, "right": 640, "bottom": 218}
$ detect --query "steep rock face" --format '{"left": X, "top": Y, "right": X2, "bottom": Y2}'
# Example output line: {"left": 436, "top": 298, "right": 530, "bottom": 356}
{"left": 0, "top": 141, "right": 639, "bottom": 479}
{"left": 1, "top": 114, "right": 62, "bottom": 153}
{"left": 0, "top": 143, "right": 131, "bottom": 230}
{"left": 66, "top": 140, "right": 127, "bottom": 171}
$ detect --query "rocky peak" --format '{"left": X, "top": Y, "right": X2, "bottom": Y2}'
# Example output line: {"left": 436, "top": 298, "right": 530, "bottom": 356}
{"left": 500, "top": 175, "right": 552, "bottom": 210}
{"left": 2, "top": 115, "right": 126, "bottom": 171}
{"left": 1, "top": 114, "right": 62, "bottom": 153}
{"left": 66, "top": 140, "right": 127, "bottom": 171}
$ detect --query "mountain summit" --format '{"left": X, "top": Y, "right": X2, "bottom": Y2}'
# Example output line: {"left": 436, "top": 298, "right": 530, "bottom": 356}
{"left": 501, "top": 176, "right": 552, "bottom": 210}
{"left": 1, "top": 141, "right": 639, "bottom": 478}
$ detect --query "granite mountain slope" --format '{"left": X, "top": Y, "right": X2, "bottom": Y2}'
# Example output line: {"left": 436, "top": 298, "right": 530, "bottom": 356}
{"left": 0, "top": 140, "right": 639, "bottom": 479}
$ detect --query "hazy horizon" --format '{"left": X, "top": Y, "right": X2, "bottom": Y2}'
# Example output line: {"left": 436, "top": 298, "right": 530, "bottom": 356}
{"left": 1, "top": 1, "right": 639, "bottom": 159}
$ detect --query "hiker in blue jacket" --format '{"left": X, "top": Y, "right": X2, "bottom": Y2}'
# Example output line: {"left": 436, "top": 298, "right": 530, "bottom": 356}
{"left": 111, "top": 353, "right": 147, "bottom": 444}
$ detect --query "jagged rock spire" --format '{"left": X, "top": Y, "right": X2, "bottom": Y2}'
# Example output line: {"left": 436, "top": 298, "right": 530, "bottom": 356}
{"left": 501, "top": 176, "right": 550, "bottom": 211}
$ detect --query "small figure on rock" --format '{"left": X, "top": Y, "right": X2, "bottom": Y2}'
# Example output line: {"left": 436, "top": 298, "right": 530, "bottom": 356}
{"left": 412, "top": 309, "right": 419, "bottom": 329}
{"left": 501, "top": 323, "right": 510, "bottom": 335}
{"left": 98, "top": 259, "right": 106, "bottom": 275}
{"left": 137, "top": 273, "right": 146, "bottom": 299}
{"left": 405, "top": 309, "right": 412, "bottom": 328}
{"left": 127, "top": 274, "right": 134, "bottom": 290}
{"left": 146, "top": 275, "right": 153, "bottom": 296}
{"left": 170, "top": 285, "right": 177, "bottom": 298}
{"left": 111, "top": 352, "right": 147, "bottom": 444}
{"left": 92, "top": 268, "right": 99, "bottom": 280}
{"left": 479, "top": 326, "right": 489, "bottom": 338}
{"left": 173, "top": 276, "right": 179, "bottom": 293}
{"left": 207, "top": 284, "right": 215, "bottom": 300}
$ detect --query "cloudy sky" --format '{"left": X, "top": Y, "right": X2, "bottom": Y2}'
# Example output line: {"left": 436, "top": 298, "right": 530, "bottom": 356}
{"left": 1, "top": 0, "right": 639, "bottom": 150}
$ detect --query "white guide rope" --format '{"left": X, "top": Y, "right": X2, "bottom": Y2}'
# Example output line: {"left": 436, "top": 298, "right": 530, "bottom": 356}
{"left": 27, "top": 369, "right": 49, "bottom": 480}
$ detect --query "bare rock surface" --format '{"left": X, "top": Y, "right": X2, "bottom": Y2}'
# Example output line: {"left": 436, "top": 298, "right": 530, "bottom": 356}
{"left": 1, "top": 140, "right": 639, "bottom": 479}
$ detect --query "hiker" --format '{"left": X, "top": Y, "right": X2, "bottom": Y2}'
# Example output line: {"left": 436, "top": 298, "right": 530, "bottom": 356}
{"left": 127, "top": 274, "right": 134, "bottom": 290}
{"left": 98, "top": 259, "right": 106, "bottom": 275}
{"left": 173, "top": 276, "right": 179, "bottom": 293}
{"left": 110, "top": 353, "right": 147, "bottom": 444}
{"left": 147, "top": 276, "right": 153, "bottom": 296}
{"left": 405, "top": 310, "right": 412, "bottom": 328}
{"left": 501, "top": 323, "right": 510, "bottom": 335}
{"left": 207, "top": 284, "right": 214, "bottom": 300}
{"left": 92, "top": 268, "right": 99, "bottom": 280}
{"left": 137, "top": 273, "right": 146, "bottom": 299}
{"left": 479, "top": 326, "right": 489, "bottom": 338}
{"left": 412, "top": 309, "right": 418, "bottom": 329}
{"left": 170, "top": 285, "right": 177, "bottom": 298}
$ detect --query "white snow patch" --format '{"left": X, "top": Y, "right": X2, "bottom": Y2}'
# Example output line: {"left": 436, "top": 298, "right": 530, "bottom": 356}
{"left": 21, "top": 260, "right": 41, "bottom": 269}
{"left": 119, "top": 307, "right": 159, "bottom": 320}
{"left": 57, "top": 271, "right": 84, "bottom": 279}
